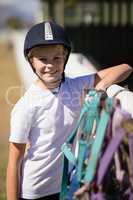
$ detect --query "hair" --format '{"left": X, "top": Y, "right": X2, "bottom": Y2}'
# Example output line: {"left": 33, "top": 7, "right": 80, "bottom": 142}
{"left": 27, "top": 44, "right": 68, "bottom": 74}
{"left": 27, "top": 44, "right": 68, "bottom": 60}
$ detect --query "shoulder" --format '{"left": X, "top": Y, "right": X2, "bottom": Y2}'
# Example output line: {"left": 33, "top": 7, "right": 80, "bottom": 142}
{"left": 11, "top": 96, "right": 28, "bottom": 113}
{"left": 11, "top": 97, "right": 33, "bottom": 124}
{"left": 11, "top": 84, "right": 36, "bottom": 117}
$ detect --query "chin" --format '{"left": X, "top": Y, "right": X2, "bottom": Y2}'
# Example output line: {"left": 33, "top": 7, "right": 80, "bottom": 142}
{"left": 42, "top": 78, "right": 58, "bottom": 83}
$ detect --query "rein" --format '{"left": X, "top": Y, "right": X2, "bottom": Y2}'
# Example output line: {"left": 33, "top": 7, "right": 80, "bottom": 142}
{"left": 60, "top": 90, "right": 133, "bottom": 200}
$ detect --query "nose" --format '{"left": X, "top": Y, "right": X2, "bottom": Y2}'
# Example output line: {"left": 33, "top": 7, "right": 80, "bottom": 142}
{"left": 44, "top": 63, "right": 55, "bottom": 72}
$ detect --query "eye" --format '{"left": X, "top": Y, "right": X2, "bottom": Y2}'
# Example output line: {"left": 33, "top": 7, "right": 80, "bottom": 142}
{"left": 54, "top": 56, "right": 60, "bottom": 60}
{"left": 54, "top": 56, "right": 63, "bottom": 61}
{"left": 39, "top": 57, "right": 47, "bottom": 62}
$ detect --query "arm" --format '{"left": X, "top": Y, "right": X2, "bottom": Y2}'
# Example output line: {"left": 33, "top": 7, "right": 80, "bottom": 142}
{"left": 94, "top": 63, "right": 132, "bottom": 90}
{"left": 6, "top": 142, "right": 26, "bottom": 200}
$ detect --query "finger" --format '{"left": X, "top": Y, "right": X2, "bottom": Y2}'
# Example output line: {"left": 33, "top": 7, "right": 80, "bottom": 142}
{"left": 74, "top": 183, "right": 89, "bottom": 197}
{"left": 75, "top": 192, "right": 89, "bottom": 200}
{"left": 83, "top": 192, "right": 90, "bottom": 200}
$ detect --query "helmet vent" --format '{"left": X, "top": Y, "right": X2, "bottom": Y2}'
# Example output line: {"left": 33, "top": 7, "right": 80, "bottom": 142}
{"left": 44, "top": 22, "right": 53, "bottom": 40}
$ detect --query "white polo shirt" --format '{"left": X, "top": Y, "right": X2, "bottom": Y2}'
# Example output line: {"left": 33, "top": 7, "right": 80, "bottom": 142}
{"left": 9, "top": 75, "right": 95, "bottom": 199}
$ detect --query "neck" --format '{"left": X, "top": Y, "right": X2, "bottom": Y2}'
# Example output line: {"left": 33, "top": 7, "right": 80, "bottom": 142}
{"left": 35, "top": 79, "right": 61, "bottom": 91}
{"left": 35, "top": 72, "right": 65, "bottom": 91}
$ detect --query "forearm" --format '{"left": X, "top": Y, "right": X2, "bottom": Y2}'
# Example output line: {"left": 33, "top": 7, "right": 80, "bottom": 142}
{"left": 95, "top": 63, "right": 133, "bottom": 90}
{"left": 6, "top": 162, "right": 20, "bottom": 200}
{"left": 6, "top": 143, "right": 25, "bottom": 200}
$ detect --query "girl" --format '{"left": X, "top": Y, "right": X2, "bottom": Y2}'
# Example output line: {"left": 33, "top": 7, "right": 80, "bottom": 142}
{"left": 6, "top": 21, "right": 132, "bottom": 200}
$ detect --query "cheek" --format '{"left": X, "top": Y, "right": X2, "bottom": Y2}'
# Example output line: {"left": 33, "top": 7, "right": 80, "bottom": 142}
{"left": 59, "top": 59, "right": 65, "bottom": 70}
{"left": 54, "top": 60, "right": 64, "bottom": 70}
{"left": 32, "top": 60, "right": 44, "bottom": 70}
{"left": 59, "top": 64, "right": 65, "bottom": 73}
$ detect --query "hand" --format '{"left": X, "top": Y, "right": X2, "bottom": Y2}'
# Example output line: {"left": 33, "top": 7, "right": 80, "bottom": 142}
{"left": 74, "top": 183, "right": 90, "bottom": 200}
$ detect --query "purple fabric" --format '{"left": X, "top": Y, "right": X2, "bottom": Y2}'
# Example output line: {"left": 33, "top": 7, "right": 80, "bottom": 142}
{"left": 130, "top": 196, "right": 133, "bottom": 200}
{"left": 91, "top": 192, "right": 106, "bottom": 200}
{"left": 128, "top": 135, "right": 133, "bottom": 178}
{"left": 130, "top": 194, "right": 133, "bottom": 200}
{"left": 128, "top": 135, "right": 133, "bottom": 200}
{"left": 97, "top": 107, "right": 131, "bottom": 185}
{"left": 112, "top": 107, "right": 131, "bottom": 133}
{"left": 124, "top": 187, "right": 133, "bottom": 200}
{"left": 97, "top": 128, "right": 125, "bottom": 185}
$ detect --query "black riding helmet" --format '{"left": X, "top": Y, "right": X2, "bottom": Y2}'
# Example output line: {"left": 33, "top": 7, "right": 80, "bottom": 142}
{"left": 24, "top": 21, "right": 71, "bottom": 69}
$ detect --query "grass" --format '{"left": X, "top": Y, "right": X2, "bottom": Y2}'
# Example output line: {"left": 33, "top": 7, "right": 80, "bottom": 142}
{"left": 0, "top": 41, "right": 21, "bottom": 200}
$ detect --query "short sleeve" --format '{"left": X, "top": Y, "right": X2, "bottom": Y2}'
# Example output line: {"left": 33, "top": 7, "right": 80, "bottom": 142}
{"left": 9, "top": 97, "right": 33, "bottom": 143}
{"left": 66, "top": 74, "right": 95, "bottom": 92}
{"left": 76, "top": 74, "right": 95, "bottom": 90}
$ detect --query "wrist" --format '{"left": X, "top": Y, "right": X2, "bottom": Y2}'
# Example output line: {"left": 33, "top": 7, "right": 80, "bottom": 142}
{"left": 95, "top": 81, "right": 107, "bottom": 91}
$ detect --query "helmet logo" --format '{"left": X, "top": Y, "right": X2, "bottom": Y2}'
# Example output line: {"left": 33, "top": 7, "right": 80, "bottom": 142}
{"left": 44, "top": 22, "right": 53, "bottom": 40}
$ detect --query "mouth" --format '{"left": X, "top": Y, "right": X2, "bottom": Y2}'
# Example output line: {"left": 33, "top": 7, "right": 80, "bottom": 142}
{"left": 41, "top": 68, "right": 59, "bottom": 74}
{"left": 42, "top": 72, "right": 59, "bottom": 78}
{"left": 41, "top": 71, "right": 62, "bottom": 80}
{"left": 47, "top": 70, "right": 59, "bottom": 75}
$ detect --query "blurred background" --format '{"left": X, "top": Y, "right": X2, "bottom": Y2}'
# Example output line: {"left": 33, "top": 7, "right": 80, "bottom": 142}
{"left": 0, "top": 0, "right": 133, "bottom": 199}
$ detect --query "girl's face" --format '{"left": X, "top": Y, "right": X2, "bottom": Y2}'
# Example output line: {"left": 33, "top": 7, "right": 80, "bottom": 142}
{"left": 29, "top": 45, "right": 67, "bottom": 90}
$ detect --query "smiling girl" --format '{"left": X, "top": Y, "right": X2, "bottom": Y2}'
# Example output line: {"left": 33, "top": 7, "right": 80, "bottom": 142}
{"left": 6, "top": 21, "right": 132, "bottom": 200}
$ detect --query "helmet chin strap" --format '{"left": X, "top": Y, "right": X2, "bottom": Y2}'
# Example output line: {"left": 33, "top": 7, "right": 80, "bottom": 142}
{"left": 27, "top": 57, "right": 36, "bottom": 73}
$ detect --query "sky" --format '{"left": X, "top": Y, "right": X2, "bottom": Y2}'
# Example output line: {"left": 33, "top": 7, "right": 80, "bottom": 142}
{"left": 0, "top": 0, "right": 40, "bottom": 9}
{"left": 0, "top": 0, "right": 42, "bottom": 28}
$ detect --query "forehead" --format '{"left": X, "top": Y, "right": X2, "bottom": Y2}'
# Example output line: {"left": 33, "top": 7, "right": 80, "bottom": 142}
{"left": 30, "top": 45, "right": 64, "bottom": 56}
